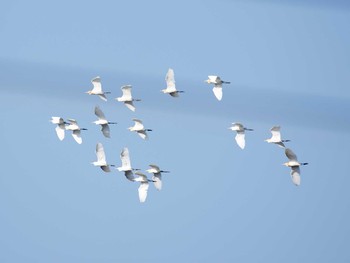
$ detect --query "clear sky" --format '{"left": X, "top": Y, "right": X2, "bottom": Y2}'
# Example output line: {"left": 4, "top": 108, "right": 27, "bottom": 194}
{"left": 0, "top": 0, "right": 350, "bottom": 262}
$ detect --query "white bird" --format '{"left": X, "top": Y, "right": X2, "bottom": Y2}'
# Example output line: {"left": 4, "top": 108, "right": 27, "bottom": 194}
{"left": 205, "top": 75, "right": 230, "bottom": 101}
{"left": 91, "top": 143, "right": 111, "bottom": 172}
{"left": 128, "top": 118, "right": 152, "bottom": 140}
{"left": 115, "top": 85, "right": 141, "bottom": 112}
{"left": 134, "top": 171, "right": 155, "bottom": 203}
{"left": 265, "top": 126, "right": 290, "bottom": 148}
{"left": 65, "top": 119, "right": 87, "bottom": 144}
{"left": 228, "top": 123, "right": 253, "bottom": 149}
{"left": 283, "top": 148, "right": 308, "bottom": 186}
{"left": 161, "top": 68, "right": 184, "bottom": 97}
{"left": 117, "top": 147, "right": 139, "bottom": 181}
{"left": 50, "top": 117, "right": 67, "bottom": 141}
{"left": 146, "top": 164, "right": 170, "bottom": 191}
{"left": 93, "top": 106, "right": 117, "bottom": 138}
{"left": 85, "top": 76, "right": 111, "bottom": 101}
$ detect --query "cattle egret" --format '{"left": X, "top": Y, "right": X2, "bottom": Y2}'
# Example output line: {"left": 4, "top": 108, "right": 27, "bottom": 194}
{"left": 228, "top": 123, "right": 253, "bottom": 149}
{"left": 134, "top": 171, "right": 155, "bottom": 203}
{"left": 161, "top": 68, "right": 184, "bottom": 97}
{"left": 116, "top": 85, "right": 141, "bottom": 112}
{"left": 85, "top": 76, "right": 110, "bottom": 101}
{"left": 93, "top": 106, "right": 117, "bottom": 138}
{"left": 146, "top": 164, "right": 170, "bottom": 191}
{"left": 50, "top": 117, "right": 66, "bottom": 141}
{"left": 283, "top": 148, "right": 308, "bottom": 186}
{"left": 205, "top": 75, "right": 230, "bottom": 101}
{"left": 265, "top": 126, "right": 290, "bottom": 148}
{"left": 128, "top": 118, "right": 152, "bottom": 140}
{"left": 92, "top": 143, "right": 111, "bottom": 172}
{"left": 117, "top": 147, "right": 139, "bottom": 181}
{"left": 65, "top": 119, "right": 87, "bottom": 144}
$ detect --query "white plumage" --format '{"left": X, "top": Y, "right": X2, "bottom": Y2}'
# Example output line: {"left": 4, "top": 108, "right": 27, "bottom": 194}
{"left": 116, "top": 85, "right": 141, "bottom": 112}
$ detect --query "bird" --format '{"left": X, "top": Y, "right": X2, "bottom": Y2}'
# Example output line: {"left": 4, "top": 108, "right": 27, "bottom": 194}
{"left": 65, "top": 119, "right": 88, "bottom": 144}
{"left": 117, "top": 147, "right": 140, "bottom": 181}
{"left": 283, "top": 148, "right": 308, "bottom": 186}
{"left": 128, "top": 118, "right": 152, "bottom": 140}
{"left": 133, "top": 171, "right": 155, "bottom": 203}
{"left": 161, "top": 68, "right": 184, "bottom": 97}
{"left": 265, "top": 126, "right": 290, "bottom": 148}
{"left": 228, "top": 122, "right": 253, "bottom": 149}
{"left": 85, "top": 76, "right": 111, "bottom": 101}
{"left": 115, "top": 85, "right": 141, "bottom": 112}
{"left": 91, "top": 142, "right": 112, "bottom": 172}
{"left": 50, "top": 117, "right": 67, "bottom": 141}
{"left": 146, "top": 164, "right": 170, "bottom": 191}
{"left": 93, "top": 106, "right": 117, "bottom": 138}
{"left": 205, "top": 75, "right": 230, "bottom": 101}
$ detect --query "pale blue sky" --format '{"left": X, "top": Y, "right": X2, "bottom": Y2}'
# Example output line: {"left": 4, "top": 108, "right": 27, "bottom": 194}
{"left": 0, "top": 0, "right": 349, "bottom": 262}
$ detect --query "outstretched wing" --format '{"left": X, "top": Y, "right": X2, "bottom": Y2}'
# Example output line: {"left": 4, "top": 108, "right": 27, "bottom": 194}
{"left": 121, "top": 85, "right": 133, "bottom": 100}
{"left": 137, "top": 130, "right": 148, "bottom": 140}
{"left": 91, "top": 76, "right": 102, "bottom": 93}
{"left": 124, "top": 170, "right": 135, "bottom": 181}
{"left": 165, "top": 68, "right": 176, "bottom": 91}
{"left": 152, "top": 173, "right": 162, "bottom": 191}
{"left": 101, "top": 165, "right": 111, "bottom": 173}
{"left": 72, "top": 129, "right": 82, "bottom": 144}
{"left": 290, "top": 166, "right": 301, "bottom": 186}
{"left": 285, "top": 148, "right": 298, "bottom": 162}
{"left": 235, "top": 131, "right": 246, "bottom": 149}
{"left": 138, "top": 182, "right": 149, "bottom": 203}
{"left": 270, "top": 126, "right": 282, "bottom": 141}
{"left": 55, "top": 125, "right": 65, "bottom": 141}
{"left": 120, "top": 147, "right": 131, "bottom": 169}
{"left": 124, "top": 101, "right": 135, "bottom": 112}
{"left": 132, "top": 118, "right": 144, "bottom": 130}
{"left": 212, "top": 86, "right": 223, "bottom": 101}
{"left": 94, "top": 106, "right": 106, "bottom": 120}
{"left": 101, "top": 124, "right": 110, "bottom": 138}
{"left": 96, "top": 143, "right": 107, "bottom": 162}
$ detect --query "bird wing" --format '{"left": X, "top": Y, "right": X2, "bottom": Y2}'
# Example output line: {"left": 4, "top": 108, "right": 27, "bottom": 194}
{"left": 98, "top": 94, "right": 107, "bottom": 101}
{"left": 137, "top": 130, "right": 148, "bottom": 140}
{"left": 124, "top": 170, "right": 135, "bottom": 181}
{"left": 208, "top": 75, "right": 218, "bottom": 83}
{"left": 212, "top": 86, "right": 223, "bottom": 101}
{"left": 235, "top": 131, "right": 246, "bottom": 149}
{"left": 120, "top": 147, "right": 131, "bottom": 169}
{"left": 51, "top": 116, "right": 64, "bottom": 124}
{"left": 169, "top": 91, "right": 179, "bottom": 97}
{"left": 132, "top": 119, "right": 144, "bottom": 130}
{"left": 231, "top": 123, "right": 244, "bottom": 131}
{"left": 121, "top": 85, "right": 133, "bottom": 100}
{"left": 72, "top": 130, "right": 82, "bottom": 144}
{"left": 96, "top": 143, "right": 107, "bottom": 162}
{"left": 152, "top": 173, "right": 162, "bottom": 191}
{"left": 124, "top": 101, "right": 135, "bottom": 112}
{"left": 94, "top": 106, "right": 106, "bottom": 120}
{"left": 55, "top": 126, "right": 65, "bottom": 141}
{"left": 67, "top": 119, "right": 78, "bottom": 125}
{"left": 290, "top": 166, "right": 301, "bottom": 186}
{"left": 285, "top": 148, "right": 298, "bottom": 162}
{"left": 138, "top": 182, "right": 149, "bottom": 203}
{"left": 101, "top": 165, "right": 111, "bottom": 173}
{"left": 91, "top": 76, "right": 102, "bottom": 93}
{"left": 101, "top": 124, "right": 110, "bottom": 138}
{"left": 149, "top": 164, "right": 160, "bottom": 173}
{"left": 270, "top": 126, "right": 282, "bottom": 141}
{"left": 165, "top": 68, "right": 176, "bottom": 90}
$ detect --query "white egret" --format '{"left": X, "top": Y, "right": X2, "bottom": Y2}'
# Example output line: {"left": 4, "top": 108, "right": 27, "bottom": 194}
{"left": 117, "top": 147, "right": 139, "bottom": 181}
{"left": 128, "top": 118, "right": 152, "bottom": 140}
{"left": 85, "top": 76, "right": 110, "bottom": 101}
{"left": 265, "top": 126, "right": 290, "bottom": 148}
{"left": 65, "top": 119, "right": 87, "bottom": 144}
{"left": 205, "top": 75, "right": 230, "bottom": 101}
{"left": 115, "top": 85, "right": 141, "bottom": 112}
{"left": 93, "top": 106, "right": 117, "bottom": 138}
{"left": 50, "top": 117, "right": 66, "bottom": 141}
{"left": 134, "top": 171, "right": 155, "bottom": 203}
{"left": 228, "top": 123, "right": 253, "bottom": 149}
{"left": 91, "top": 143, "right": 111, "bottom": 172}
{"left": 283, "top": 148, "right": 308, "bottom": 186}
{"left": 161, "top": 68, "right": 184, "bottom": 97}
{"left": 146, "top": 164, "right": 170, "bottom": 191}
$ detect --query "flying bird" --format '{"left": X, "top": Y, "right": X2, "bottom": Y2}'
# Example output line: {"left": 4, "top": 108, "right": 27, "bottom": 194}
{"left": 115, "top": 85, "right": 141, "bottom": 112}
{"left": 146, "top": 164, "right": 170, "bottom": 191}
{"left": 283, "top": 148, "right": 309, "bottom": 186}
{"left": 205, "top": 75, "right": 230, "bottom": 101}
{"left": 50, "top": 117, "right": 67, "bottom": 141}
{"left": 93, "top": 106, "right": 117, "bottom": 138}
{"left": 91, "top": 143, "right": 112, "bottom": 172}
{"left": 161, "top": 68, "right": 184, "bottom": 97}
{"left": 85, "top": 76, "right": 111, "bottom": 101}
{"left": 117, "top": 147, "right": 139, "bottom": 181}
{"left": 134, "top": 171, "right": 155, "bottom": 203}
{"left": 128, "top": 118, "right": 152, "bottom": 140}
{"left": 65, "top": 119, "right": 87, "bottom": 144}
{"left": 265, "top": 126, "right": 290, "bottom": 148}
{"left": 228, "top": 123, "right": 253, "bottom": 149}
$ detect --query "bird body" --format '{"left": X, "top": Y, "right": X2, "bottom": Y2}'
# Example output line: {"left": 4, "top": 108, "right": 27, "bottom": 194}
{"left": 65, "top": 119, "right": 87, "bottom": 144}
{"left": 93, "top": 106, "right": 117, "bottom": 138}
{"left": 85, "top": 76, "right": 110, "bottom": 101}
{"left": 283, "top": 148, "right": 308, "bottom": 186}
{"left": 205, "top": 75, "right": 230, "bottom": 101}
{"left": 162, "top": 68, "right": 184, "bottom": 97}
{"left": 146, "top": 164, "right": 170, "bottom": 191}
{"left": 116, "top": 85, "right": 141, "bottom": 112}
{"left": 265, "top": 126, "right": 290, "bottom": 148}
{"left": 128, "top": 118, "right": 152, "bottom": 140}
{"left": 92, "top": 143, "right": 111, "bottom": 172}
{"left": 228, "top": 122, "right": 253, "bottom": 149}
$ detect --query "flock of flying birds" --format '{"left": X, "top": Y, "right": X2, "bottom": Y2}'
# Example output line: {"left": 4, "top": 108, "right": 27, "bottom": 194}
{"left": 50, "top": 69, "right": 309, "bottom": 202}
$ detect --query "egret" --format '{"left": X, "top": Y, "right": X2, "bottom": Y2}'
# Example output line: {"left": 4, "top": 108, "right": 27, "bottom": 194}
{"left": 93, "top": 106, "right": 117, "bottom": 138}
{"left": 115, "top": 85, "right": 141, "bottom": 112}
{"left": 65, "top": 119, "right": 88, "bottom": 144}
{"left": 128, "top": 118, "right": 152, "bottom": 140}
{"left": 146, "top": 164, "right": 170, "bottom": 191}
{"left": 117, "top": 147, "right": 140, "bottom": 181}
{"left": 205, "top": 75, "right": 230, "bottom": 101}
{"left": 85, "top": 76, "right": 110, "bottom": 101}
{"left": 162, "top": 68, "right": 184, "bottom": 97}
{"left": 50, "top": 117, "right": 66, "bottom": 141}
{"left": 228, "top": 123, "right": 253, "bottom": 149}
{"left": 265, "top": 126, "right": 290, "bottom": 148}
{"left": 283, "top": 148, "right": 308, "bottom": 186}
{"left": 134, "top": 171, "right": 155, "bottom": 203}
{"left": 91, "top": 143, "right": 112, "bottom": 172}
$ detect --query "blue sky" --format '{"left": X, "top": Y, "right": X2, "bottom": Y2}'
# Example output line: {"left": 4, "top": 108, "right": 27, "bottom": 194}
{"left": 0, "top": 0, "right": 350, "bottom": 262}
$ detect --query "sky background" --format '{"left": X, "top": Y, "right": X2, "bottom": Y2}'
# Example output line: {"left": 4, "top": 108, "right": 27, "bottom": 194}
{"left": 0, "top": 0, "right": 349, "bottom": 262}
